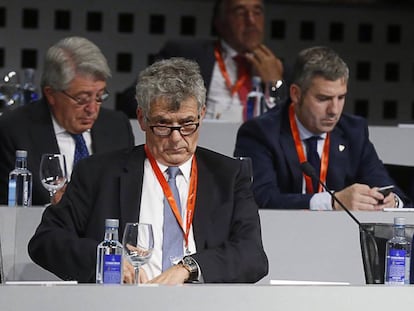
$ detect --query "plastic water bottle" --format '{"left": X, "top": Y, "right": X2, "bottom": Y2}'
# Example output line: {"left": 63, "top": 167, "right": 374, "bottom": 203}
{"left": 8, "top": 150, "right": 32, "bottom": 207}
{"left": 384, "top": 217, "right": 411, "bottom": 284}
{"left": 22, "top": 68, "right": 39, "bottom": 105}
{"left": 246, "top": 76, "right": 264, "bottom": 120}
{"left": 96, "top": 219, "right": 123, "bottom": 284}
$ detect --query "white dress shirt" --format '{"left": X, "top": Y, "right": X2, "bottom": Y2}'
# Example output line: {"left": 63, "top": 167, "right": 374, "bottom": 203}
{"left": 206, "top": 40, "right": 244, "bottom": 122}
{"left": 51, "top": 114, "right": 92, "bottom": 179}
{"left": 139, "top": 157, "right": 197, "bottom": 280}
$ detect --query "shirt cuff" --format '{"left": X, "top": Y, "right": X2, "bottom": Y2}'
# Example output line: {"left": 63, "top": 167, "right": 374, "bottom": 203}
{"left": 309, "top": 192, "right": 334, "bottom": 211}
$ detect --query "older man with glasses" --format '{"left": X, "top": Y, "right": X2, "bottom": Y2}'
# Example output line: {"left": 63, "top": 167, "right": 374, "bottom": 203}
{"left": 28, "top": 57, "right": 268, "bottom": 285}
{"left": 0, "top": 36, "right": 134, "bottom": 206}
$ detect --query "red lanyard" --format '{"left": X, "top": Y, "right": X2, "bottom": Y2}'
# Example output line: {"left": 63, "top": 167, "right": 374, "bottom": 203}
{"left": 144, "top": 145, "right": 197, "bottom": 251}
{"left": 288, "top": 104, "right": 330, "bottom": 193}
{"left": 214, "top": 42, "right": 249, "bottom": 96}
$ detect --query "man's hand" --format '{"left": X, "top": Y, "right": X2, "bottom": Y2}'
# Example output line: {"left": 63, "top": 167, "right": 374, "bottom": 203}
{"left": 245, "top": 44, "right": 283, "bottom": 82}
{"left": 148, "top": 264, "right": 190, "bottom": 285}
{"left": 333, "top": 183, "right": 395, "bottom": 211}
{"left": 51, "top": 184, "right": 67, "bottom": 205}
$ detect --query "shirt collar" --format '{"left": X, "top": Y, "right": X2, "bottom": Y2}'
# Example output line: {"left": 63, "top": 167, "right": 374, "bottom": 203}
{"left": 294, "top": 114, "right": 327, "bottom": 141}
{"left": 157, "top": 156, "right": 193, "bottom": 183}
{"left": 220, "top": 40, "right": 239, "bottom": 60}
{"left": 51, "top": 112, "right": 91, "bottom": 136}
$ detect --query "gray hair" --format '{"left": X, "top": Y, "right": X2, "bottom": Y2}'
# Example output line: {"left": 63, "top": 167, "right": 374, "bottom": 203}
{"left": 41, "top": 36, "right": 111, "bottom": 90}
{"left": 135, "top": 57, "right": 206, "bottom": 116}
{"left": 292, "top": 46, "right": 349, "bottom": 93}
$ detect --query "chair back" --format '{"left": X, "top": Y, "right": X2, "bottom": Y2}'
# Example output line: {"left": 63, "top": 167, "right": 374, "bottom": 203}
{"left": 360, "top": 222, "right": 414, "bottom": 284}
{"left": 0, "top": 237, "right": 4, "bottom": 283}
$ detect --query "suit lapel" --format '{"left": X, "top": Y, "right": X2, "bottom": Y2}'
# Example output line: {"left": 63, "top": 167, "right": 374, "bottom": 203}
{"left": 280, "top": 111, "right": 303, "bottom": 192}
{"left": 326, "top": 126, "right": 349, "bottom": 190}
{"left": 119, "top": 146, "right": 145, "bottom": 230}
{"left": 29, "top": 100, "right": 60, "bottom": 155}
{"left": 191, "top": 151, "right": 211, "bottom": 250}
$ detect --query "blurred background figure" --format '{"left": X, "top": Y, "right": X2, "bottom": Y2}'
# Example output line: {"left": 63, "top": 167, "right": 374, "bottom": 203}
{"left": 0, "top": 36, "right": 135, "bottom": 206}
{"left": 234, "top": 46, "right": 412, "bottom": 210}
{"left": 118, "top": 0, "right": 289, "bottom": 121}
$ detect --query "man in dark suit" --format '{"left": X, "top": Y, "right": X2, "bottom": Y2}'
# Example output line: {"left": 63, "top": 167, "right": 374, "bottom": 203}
{"left": 28, "top": 57, "right": 268, "bottom": 284}
{"left": 118, "top": 0, "right": 287, "bottom": 121}
{"left": 234, "top": 46, "right": 411, "bottom": 210}
{"left": 0, "top": 36, "right": 135, "bottom": 206}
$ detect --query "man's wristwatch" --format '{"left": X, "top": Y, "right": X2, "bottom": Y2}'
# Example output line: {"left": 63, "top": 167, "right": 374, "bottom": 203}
{"left": 179, "top": 256, "right": 199, "bottom": 282}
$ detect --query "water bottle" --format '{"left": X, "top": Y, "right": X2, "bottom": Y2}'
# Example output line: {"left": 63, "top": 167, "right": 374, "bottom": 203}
{"left": 96, "top": 219, "right": 123, "bottom": 284}
{"left": 246, "top": 76, "right": 265, "bottom": 120}
{"left": 22, "top": 68, "right": 39, "bottom": 105}
{"left": 8, "top": 150, "right": 32, "bottom": 207}
{"left": 384, "top": 217, "right": 411, "bottom": 284}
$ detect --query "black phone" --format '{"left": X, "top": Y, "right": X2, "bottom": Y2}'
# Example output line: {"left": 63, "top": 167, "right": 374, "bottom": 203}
{"left": 377, "top": 185, "right": 394, "bottom": 204}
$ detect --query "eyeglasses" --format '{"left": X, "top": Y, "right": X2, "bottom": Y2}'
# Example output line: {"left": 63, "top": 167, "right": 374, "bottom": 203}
{"left": 146, "top": 118, "right": 200, "bottom": 137}
{"left": 60, "top": 89, "right": 109, "bottom": 106}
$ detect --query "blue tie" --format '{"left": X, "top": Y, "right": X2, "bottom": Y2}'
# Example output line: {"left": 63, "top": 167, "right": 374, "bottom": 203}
{"left": 162, "top": 167, "right": 183, "bottom": 271}
{"left": 305, "top": 136, "right": 320, "bottom": 193}
{"left": 71, "top": 133, "right": 89, "bottom": 165}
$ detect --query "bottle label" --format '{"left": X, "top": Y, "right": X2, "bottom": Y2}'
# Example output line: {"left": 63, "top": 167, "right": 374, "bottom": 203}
{"left": 386, "top": 248, "right": 406, "bottom": 283}
{"left": 8, "top": 179, "right": 16, "bottom": 206}
{"left": 103, "top": 254, "right": 122, "bottom": 284}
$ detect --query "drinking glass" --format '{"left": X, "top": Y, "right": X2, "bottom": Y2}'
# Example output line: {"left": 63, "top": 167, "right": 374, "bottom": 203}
{"left": 122, "top": 223, "right": 154, "bottom": 284}
{"left": 39, "top": 154, "right": 68, "bottom": 198}
{"left": 264, "top": 79, "right": 288, "bottom": 109}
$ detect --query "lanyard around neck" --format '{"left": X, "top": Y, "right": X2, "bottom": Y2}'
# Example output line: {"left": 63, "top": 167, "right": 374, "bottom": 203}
{"left": 144, "top": 145, "right": 197, "bottom": 252}
{"left": 214, "top": 41, "right": 248, "bottom": 96}
{"left": 288, "top": 104, "right": 330, "bottom": 193}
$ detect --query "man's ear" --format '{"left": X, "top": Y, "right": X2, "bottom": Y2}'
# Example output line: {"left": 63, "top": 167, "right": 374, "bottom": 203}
{"left": 290, "top": 84, "right": 301, "bottom": 104}
{"left": 136, "top": 108, "right": 146, "bottom": 131}
{"left": 43, "top": 86, "right": 55, "bottom": 106}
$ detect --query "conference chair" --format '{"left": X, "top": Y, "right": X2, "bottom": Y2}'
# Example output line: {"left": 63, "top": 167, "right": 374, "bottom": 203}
{"left": 359, "top": 222, "right": 414, "bottom": 284}
{"left": 0, "top": 237, "right": 4, "bottom": 283}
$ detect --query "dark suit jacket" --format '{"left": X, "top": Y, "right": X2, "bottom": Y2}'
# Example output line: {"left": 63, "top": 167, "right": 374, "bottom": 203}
{"left": 28, "top": 145, "right": 268, "bottom": 283}
{"left": 118, "top": 39, "right": 216, "bottom": 118}
{"left": 234, "top": 104, "right": 411, "bottom": 209}
{"left": 0, "top": 99, "right": 135, "bottom": 206}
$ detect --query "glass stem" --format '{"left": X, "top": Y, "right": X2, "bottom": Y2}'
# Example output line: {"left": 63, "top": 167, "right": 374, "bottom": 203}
{"left": 134, "top": 266, "right": 140, "bottom": 284}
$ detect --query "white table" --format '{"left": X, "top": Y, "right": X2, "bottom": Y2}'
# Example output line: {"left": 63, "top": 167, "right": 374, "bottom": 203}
{"left": 2, "top": 206, "right": 414, "bottom": 284}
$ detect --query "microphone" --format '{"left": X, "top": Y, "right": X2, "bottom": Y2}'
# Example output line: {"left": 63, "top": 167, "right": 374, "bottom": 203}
{"left": 300, "top": 161, "right": 364, "bottom": 228}
{"left": 300, "top": 161, "right": 381, "bottom": 283}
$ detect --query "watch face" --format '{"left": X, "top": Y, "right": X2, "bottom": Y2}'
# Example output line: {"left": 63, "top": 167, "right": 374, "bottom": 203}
{"left": 182, "top": 256, "right": 197, "bottom": 272}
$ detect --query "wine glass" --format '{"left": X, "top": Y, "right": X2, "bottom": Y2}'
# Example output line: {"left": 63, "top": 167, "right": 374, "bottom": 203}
{"left": 264, "top": 79, "right": 288, "bottom": 109}
{"left": 39, "top": 154, "right": 68, "bottom": 199}
{"left": 0, "top": 71, "right": 22, "bottom": 111}
{"left": 122, "top": 223, "right": 154, "bottom": 284}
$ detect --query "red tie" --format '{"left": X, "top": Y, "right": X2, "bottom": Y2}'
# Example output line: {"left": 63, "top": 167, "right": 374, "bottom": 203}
{"left": 233, "top": 55, "right": 251, "bottom": 107}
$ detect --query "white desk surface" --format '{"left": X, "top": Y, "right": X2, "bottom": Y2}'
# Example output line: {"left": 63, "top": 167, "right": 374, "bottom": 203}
{"left": 2, "top": 283, "right": 414, "bottom": 311}
{"left": 2, "top": 207, "right": 414, "bottom": 285}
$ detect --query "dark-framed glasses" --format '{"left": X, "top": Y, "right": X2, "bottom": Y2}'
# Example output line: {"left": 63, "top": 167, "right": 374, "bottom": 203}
{"left": 60, "top": 89, "right": 109, "bottom": 106}
{"left": 147, "top": 119, "right": 200, "bottom": 137}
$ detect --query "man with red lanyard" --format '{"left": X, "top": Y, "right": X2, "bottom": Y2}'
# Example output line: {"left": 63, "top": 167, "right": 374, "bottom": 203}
{"left": 117, "top": 0, "right": 286, "bottom": 121}
{"left": 29, "top": 57, "right": 268, "bottom": 284}
{"left": 234, "top": 46, "right": 412, "bottom": 210}
{"left": 207, "top": 0, "right": 285, "bottom": 121}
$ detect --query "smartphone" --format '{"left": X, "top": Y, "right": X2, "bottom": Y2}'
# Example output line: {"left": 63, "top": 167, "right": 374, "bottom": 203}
{"left": 378, "top": 185, "right": 395, "bottom": 196}
{"left": 377, "top": 185, "right": 394, "bottom": 204}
